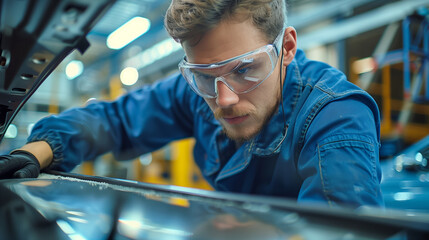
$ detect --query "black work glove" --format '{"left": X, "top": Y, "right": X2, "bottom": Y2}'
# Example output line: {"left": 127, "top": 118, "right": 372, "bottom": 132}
{"left": 0, "top": 150, "right": 40, "bottom": 179}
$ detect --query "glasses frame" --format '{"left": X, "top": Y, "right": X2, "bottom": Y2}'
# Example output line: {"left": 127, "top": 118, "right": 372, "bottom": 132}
{"left": 179, "top": 29, "right": 285, "bottom": 98}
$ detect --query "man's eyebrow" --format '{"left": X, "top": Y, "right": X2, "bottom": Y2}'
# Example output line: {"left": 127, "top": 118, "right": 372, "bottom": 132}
{"left": 222, "top": 58, "right": 256, "bottom": 74}
{"left": 230, "top": 58, "right": 255, "bottom": 71}
{"left": 191, "top": 60, "right": 242, "bottom": 76}
{"left": 191, "top": 57, "right": 256, "bottom": 77}
{"left": 192, "top": 68, "right": 223, "bottom": 77}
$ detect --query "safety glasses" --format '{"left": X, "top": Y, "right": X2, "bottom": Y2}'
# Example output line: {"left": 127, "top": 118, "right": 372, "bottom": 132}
{"left": 178, "top": 29, "right": 284, "bottom": 98}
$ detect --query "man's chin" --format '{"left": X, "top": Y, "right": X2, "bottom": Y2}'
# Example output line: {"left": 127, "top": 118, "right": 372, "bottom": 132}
{"left": 222, "top": 126, "right": 260, "bottom": 143}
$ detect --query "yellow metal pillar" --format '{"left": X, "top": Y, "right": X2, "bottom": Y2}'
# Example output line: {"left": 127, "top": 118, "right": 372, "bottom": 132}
{"left": 349, "top": 57, "right": 359, "bottom": 85}
{"left": 171, "top": 138, "right": 194, "bottom": 188}
{"left": 381, "top": 65, "right": 392, "bottom": 136}
{"left": 109, "top": 76, "right": 123, "bottom": 99}
{"left": 80, "top": 162, "right": 95, "bottom": 175}
{"left": 48, "top": 73, "right": 60, "bottom": 114}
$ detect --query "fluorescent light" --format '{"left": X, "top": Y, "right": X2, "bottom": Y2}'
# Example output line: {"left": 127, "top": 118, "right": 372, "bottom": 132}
{"left": 120, "top": 67, "right": 139, "bottom": 86}
{"left": 5, "top": 124, "right": 17, "bottom": 138}
{"left": 107, "top": 17, "right": 150, "bottom": 50}
{"left": 124, "top": 38, "right": 182, "bottom": 69}
{"left": 65, "top": 60, "right": 84, "bottom": 80}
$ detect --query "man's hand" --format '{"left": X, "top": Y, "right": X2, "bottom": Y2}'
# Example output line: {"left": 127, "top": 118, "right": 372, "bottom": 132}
{"left": 0, "top": 150, "right": 40, "bottom": 178}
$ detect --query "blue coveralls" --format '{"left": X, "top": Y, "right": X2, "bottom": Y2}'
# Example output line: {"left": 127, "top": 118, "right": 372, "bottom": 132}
{"left": 29, "top": 49, "right": 384, "bottom": 207}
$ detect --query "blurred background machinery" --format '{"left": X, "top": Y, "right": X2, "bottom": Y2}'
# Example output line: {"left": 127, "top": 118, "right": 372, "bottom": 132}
{"left": 1, "top": 0, "right": 429, "bottom": 189}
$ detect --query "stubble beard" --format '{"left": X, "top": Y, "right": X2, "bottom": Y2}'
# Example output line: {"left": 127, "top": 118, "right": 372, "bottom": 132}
{"left": 216, "top": 100, "right": 280, "bottom": 144}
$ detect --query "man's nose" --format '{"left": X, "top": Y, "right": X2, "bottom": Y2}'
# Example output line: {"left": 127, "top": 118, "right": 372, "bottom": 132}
{"left": 215, "top": 80, "right": 239, "bottom": 107}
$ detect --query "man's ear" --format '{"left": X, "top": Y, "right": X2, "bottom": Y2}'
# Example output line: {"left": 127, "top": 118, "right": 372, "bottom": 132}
{"left": 281, "top": 27, "right": 297, "bottom": 66}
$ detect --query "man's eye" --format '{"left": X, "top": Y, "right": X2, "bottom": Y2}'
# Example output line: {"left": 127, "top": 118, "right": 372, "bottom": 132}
{"left": 194, "top": 72, "right": 213, "bottom": 80}
{"left": 236, "top": 67, "right": 250, "bottom": 74}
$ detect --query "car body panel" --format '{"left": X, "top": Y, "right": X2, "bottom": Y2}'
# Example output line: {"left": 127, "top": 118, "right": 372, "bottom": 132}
{"left": 2, "top": 172, "right": 429, "bottom": 240}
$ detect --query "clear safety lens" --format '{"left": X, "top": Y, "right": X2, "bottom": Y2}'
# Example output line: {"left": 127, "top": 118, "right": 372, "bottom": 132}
{"left": 179, "top": 45, "right": 277, "bottom": 98}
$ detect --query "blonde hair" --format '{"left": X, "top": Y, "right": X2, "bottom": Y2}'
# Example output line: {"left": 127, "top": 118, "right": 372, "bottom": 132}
{"left": 164, "top": 0, "right": 286, "bottom": 44}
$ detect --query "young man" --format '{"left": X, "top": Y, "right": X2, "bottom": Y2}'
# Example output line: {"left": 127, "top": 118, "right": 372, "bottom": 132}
{"left": 0, "top": 0, "right": 383, "bottom": 208}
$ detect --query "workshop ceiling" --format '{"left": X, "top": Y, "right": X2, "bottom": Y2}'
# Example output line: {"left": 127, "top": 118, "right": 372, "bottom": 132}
{"left": 64, "top": 0, "right": 426, "bottom": 84}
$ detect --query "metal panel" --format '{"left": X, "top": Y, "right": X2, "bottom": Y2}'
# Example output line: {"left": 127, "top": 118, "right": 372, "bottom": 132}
{"left": 2, "top": 172, "right": 429, "bottom": 239}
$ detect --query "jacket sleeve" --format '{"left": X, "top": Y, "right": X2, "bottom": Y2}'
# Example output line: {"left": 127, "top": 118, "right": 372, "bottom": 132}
{"left": 296, "top": 96, "right": 384, "bottom": 208}
{"left": 28, "top": 72, "right": 195, "bottom": 171}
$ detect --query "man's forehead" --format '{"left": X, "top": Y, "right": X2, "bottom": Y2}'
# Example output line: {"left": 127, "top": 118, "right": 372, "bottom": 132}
{"left": 184, "top": 43, "right": 265, "bottom": 65}
{"left": 182, "top": 19, "right": 269, "bottom": 64}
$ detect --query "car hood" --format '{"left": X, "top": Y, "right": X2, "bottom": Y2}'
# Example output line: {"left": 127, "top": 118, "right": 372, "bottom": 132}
{"left": 2, "top": 171, "right": 429, "bottom": 240}
{"left": 0, "top": 0, "right": 115, "bottom": 141}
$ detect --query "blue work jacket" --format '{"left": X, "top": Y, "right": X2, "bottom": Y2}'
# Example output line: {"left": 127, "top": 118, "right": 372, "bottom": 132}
{"left": 28, "top": 49, "right": 384, "bottom": 208}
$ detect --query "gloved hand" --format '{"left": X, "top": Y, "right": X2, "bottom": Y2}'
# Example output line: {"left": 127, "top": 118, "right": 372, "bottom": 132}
{"left": 0, "top": 150, "right": 40, "bottom": 178}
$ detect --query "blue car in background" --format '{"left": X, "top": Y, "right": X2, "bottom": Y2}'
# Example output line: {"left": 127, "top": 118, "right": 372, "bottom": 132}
{"left": 381, "top": 135, "right": 429, "bottom": 213}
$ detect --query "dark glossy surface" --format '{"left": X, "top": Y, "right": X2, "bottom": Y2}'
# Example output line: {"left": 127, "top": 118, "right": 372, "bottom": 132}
{"left": 0, "top": 1, "right": 428, "bottom": 238}
{"left": 2, "top": 173, "right": 429, "bottom": 240}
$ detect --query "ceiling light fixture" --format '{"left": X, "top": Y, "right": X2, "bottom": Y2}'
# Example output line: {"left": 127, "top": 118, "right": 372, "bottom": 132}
{"left": 120, "top": 67, "right": 139, "bottom": 86}
{"left": 65, "top": 60, "right": 84, "bottom": 80}
{"left": 107, "top": 17, "right": 151, "bottom": 50}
